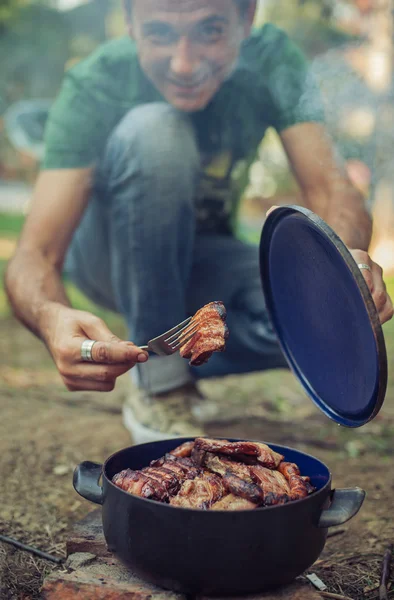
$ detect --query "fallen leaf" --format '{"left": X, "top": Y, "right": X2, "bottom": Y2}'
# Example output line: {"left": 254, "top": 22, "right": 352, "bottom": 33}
{"left": 53, "top": 465, "right": 69, "bottom": 476}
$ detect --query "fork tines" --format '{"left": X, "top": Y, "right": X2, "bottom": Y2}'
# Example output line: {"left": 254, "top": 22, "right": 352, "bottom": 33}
{"left": 166, "top": 321, "right": 198, "bottom": 350}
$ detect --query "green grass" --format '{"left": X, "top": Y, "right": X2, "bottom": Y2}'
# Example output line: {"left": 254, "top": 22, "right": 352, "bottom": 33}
{"left": 387, "top": 277, "right": 394, "bottom": 300}
{"left": 0, "top": 212, "right": 25, "bottom": 237}
{"left": 383, "top": 278, "right": 394, "bottom": 376}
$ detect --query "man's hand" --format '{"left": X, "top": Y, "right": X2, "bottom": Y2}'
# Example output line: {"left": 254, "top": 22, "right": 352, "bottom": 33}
{"left": 43, "top": 305, "right": 149, "bottom": 392}
{"left": 349, "top": 249, "right": 393, "bottom": 325}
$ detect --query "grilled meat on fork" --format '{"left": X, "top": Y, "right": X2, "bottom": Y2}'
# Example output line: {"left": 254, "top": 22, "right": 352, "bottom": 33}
{"left": 179, "top": 302, "right": 229, "bottom": 366}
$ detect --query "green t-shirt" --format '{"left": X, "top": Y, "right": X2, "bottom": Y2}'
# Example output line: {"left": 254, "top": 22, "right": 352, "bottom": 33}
{"left": 43, "top": 24, "right": 324, "bottom": 232}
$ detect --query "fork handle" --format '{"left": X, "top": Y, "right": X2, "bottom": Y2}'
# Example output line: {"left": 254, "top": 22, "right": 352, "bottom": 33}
{"left": 140, "top": 346, "right": 149, "bottom": 352}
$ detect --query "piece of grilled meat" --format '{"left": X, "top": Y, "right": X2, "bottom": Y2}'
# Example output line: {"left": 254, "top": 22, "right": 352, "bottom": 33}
{"left": 193, "top": 438, "right": 283, "bottom": 469}
{"left": 248, "top": 465, "right": 290, "bottom": 506}
{"left": 204, "top": 455, "right": 264, "bottom": 505}
{"left": 179, "top": 301, "right": 229, "bottom": 366}
{"left": 205, "top": 454, "right": 253, "bottom": 482}
{"left": 212, "top": 494, "right": 257, "bottom": 511}
{"left": 170, "top": 472, "right": 226, "bottom": 510}
{"left": 278, "top": 462, "right": 311, "bottom": 500}
{"left": 204, "top": 454, "right": 291, "bottom": 506}
{"left": 112, "top": 469, "right": 169, "bottom": 502}
{"left": 169, "top": 441, "right": 194, "bottom": 458}
{"left": 302, "top": 476, "right": 316, "bottom": 496}
{"left": 113, "top": 454, "right": 201, "bottom": 502}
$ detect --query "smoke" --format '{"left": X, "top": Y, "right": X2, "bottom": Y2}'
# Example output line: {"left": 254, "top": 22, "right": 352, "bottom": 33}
{"left": 309, "top": 44, "right": 394, "bottom": 203}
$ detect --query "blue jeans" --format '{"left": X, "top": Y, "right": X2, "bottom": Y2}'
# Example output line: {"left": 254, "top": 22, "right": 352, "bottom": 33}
{"left": 65, "top": 103, "right": 287, "bottom": 393}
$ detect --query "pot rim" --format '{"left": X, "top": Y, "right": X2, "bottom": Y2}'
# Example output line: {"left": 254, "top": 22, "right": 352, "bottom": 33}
{"left": 102, "top": 437, "right": 333, "bottom": 514}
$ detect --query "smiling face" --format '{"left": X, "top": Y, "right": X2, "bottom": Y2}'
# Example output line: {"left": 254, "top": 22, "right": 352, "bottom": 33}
{"left": 128, "top": 0, "right": 256, "bottom": 112}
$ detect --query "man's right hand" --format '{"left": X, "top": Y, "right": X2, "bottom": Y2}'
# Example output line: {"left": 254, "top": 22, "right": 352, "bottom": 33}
{"left": 42, "top": 304, "right": 149, "bottom": 392}
{"left": 4, "top": 167, "right": 150, "bottom": 388}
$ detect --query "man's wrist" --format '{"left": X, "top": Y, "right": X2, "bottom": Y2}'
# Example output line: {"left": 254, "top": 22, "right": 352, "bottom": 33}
{"left": 37, "top": 301, "right": 67, "bottom": 344}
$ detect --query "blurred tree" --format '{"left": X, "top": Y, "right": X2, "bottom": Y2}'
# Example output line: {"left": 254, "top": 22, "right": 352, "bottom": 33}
{"left": 260, "top": 0, "right": 362, "bottom": 57}
{"left": 366, "top": 0, "right": 394, "bottom": 272}
{"left": 0, "top": 0, "right": 116, "bottom": 111}
{"left": 63, "top": 0, "right": 113, "bottom": 45}
{"left": 0, "top": 3, "right": 71, "bottom": 109}
{"left": 298, "top": 0, "right": 335, "bottom": 20}
{"left": 0, "top": 0, "right": 28, "bottom": 26}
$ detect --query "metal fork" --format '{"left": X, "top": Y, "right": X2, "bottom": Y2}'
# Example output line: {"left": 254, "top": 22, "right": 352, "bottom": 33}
{"left": 139, "top": 317, "right": 198, "bottom": 356}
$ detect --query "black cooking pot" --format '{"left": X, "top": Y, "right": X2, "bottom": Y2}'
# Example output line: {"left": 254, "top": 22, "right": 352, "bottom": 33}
{"left": 74, "top": 438, "right": 365, "bottom": 596}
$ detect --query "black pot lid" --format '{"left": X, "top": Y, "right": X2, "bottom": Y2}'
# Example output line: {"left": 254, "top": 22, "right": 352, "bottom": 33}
{"left": 259, "top": 205, "right": 387, "bottom": 428}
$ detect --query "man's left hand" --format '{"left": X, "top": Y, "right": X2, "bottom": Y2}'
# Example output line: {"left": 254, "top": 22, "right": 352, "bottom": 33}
{"left": 349, "top": 250, "right": 393, "bottom": 325}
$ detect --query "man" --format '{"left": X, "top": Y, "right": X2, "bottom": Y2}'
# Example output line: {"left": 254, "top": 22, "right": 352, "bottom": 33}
{"left": 5, "top": 0, "right": 393, "bottom": 443}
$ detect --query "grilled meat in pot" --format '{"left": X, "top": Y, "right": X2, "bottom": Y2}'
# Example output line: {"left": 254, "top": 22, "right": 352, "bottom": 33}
{"left": 113, "top": 454, "right": 202, "bottom": 502}
{"left": 212, "top": 494, "right": 257, "bottom": 511}
{"left": 112, "top": 469, "right": 169, "bottom": 502}
{"left": 204, "top": 454, "right": 254, "bottom": 482}
{"left": 193, "top": 437, "right": 284, "bottom": 469}
{"left": 204, "top": 455, "right": 265, "bottom": 505}
{"left": 170, "top": 472, "right": 226, "bottom": 509}
{"left": 112, "top": 439, "right": 315, "bottom": 510}
{"left": 278, "top": 462, "right": 311, "bottom": 500}
{"left": 169, "top": 441, "right": 195, "bottom": 458}
{"left": 248, "top": 465, "right": 290, "bottom": 506}
{"left": 179, "top": 301, "right": 229, "bottom": 366}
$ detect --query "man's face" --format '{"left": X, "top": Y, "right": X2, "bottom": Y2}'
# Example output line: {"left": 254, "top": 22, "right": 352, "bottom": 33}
{"left": 129, "top": 0, "right": 255, "bottom": 112}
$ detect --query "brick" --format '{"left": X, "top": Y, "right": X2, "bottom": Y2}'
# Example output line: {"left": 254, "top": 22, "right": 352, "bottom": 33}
{"left": 65, "top": 552, "right": 97, "bottom": 571}
{"left": 41, "top": 570, "right": 184, "bottom": 600}
{"left": 66, "top": 509, "right": 110, "bottom": 558}
{"left": 64, "top": 553, "right": 165, "bottom": 588}
{"left": 200, "top": 582, "right": 321, "bottom": 600}
{"left": 42, "top": 571, "right": 319, "bottom": 600}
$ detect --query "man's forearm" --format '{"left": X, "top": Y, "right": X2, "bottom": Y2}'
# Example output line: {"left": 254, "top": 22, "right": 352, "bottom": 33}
{"left": 5, "top": 248, "right": 71, "bottom": 340}
{"left": 305, "top": 179, "right": 372, "bottom": 251}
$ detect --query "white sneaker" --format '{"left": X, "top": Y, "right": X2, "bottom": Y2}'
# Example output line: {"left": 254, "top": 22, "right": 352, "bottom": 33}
{"left": 123, "top": 384, "right": 207, "bottom": 444}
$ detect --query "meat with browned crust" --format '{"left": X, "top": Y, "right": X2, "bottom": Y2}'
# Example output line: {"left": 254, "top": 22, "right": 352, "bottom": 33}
{"left": 212, "top": 494, "right": 257, "bottom": 511}
{"left": 179, "top": 301, "right": 229, "bottom": 366}
{"left": 205, "top": 454, "right": 254, "bottom": 482}
{"left": 302, "top": 476, "right": 316, "bottom": 495}
{"left": 169, "top": 441, "right": 195, "bottom": 458}
{"left": 205, "top": 455, "right": 264, "bottom": 505}
{"left": 170, "top": 472, "right": 226, "bottom": 510}
{"left": 193, "top": 438, "right": 260, "bottom": 458}
{"left": 248, "top": 465, "right": 290, "bottom": 506}
{"left": 113, "top": 454, "right": 202, "bottom": 502}
{"left": 278, "top": 462, "right": 310, "bottom": 500}
{"left": 112, "top": 440, "right": 315, "bottom": 509}
{"left": 112, "top": 469, "right": 169, "bottom": 502}
{"left": 193, "top": 438, "right": 283, "bottom": 469}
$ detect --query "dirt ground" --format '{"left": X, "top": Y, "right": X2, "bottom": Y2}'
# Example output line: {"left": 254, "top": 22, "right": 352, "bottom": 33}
{"left": 1, "top": 316, "right": 394, "bottom": 600}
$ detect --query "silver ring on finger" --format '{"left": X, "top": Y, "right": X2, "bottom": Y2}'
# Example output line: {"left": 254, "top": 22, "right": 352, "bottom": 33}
{"left": 81, "top": 339, "right": 97, "bottom": 362}
{"left": 357, "top": 263, "right": 372, "bottom": 273}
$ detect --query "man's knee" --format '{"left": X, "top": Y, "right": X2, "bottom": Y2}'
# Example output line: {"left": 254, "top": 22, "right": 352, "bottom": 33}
{"left": 105, "top": 103, "right": 200, "bottom": 180}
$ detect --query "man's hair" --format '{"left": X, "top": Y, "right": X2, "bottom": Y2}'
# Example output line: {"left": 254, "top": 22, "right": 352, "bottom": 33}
{"left": 124, "top": 0, "right": 251, "bottom": 21}
{"left": 234, "top": 0, "right": 252, "bottom": 17}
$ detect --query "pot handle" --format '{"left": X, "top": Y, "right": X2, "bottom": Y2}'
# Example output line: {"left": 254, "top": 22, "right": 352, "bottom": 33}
{"left": 73, "top": 461, "right": 103, "bottom": 505}
{"left": 318, "top": 488, "right": 365, "bottom": 528}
